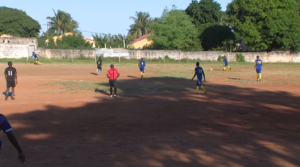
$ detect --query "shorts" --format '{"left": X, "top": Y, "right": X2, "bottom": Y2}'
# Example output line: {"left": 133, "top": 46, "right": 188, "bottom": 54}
{"left": 224, "top": 63, "right": 228, "bottom": 66}
{"left": 6, "top": 81, "right": 15, "bottom": 88}
{"left": 196, "top": 78, "right": 202, "bottom": 86}
{"left": 140, "top": 68, "right": 145, "bottom": 73}
{"left": 256, "top": 68, "right": 262, "bottom": 73}
{"left": 109, "top": 79, "right": 117, "bottom": 87}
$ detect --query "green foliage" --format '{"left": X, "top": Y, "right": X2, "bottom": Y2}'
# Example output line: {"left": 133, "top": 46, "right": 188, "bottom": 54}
{"left": 93, "top": 33, "right": 132, "bottom": 48}
{"left": 0, "top": 7, "right": 41, "bottom": 37}
{"left": 217, "top": 55, "right": 224, "bottom": 61}
{"left": 185, "top": 1, "right": 233, "bottom": 51}
{"left": 47, "top": 9, "right": 79, "bottom": 35}
{"left": 128, "top": 12, "right": 153, "bottom": 39}
{"left": 236, "top": 53, "right": 245, "bottom": 62}
{"left": 200, "top": 24, "right": 235, "bottom": 51}
{"left": 149, "top": 6, "right": 202, "bottom": 50}
{"left": 42, "top": 33, "right": 92, "bottom": 49}
{"left": 185, "top": 0, "right": 223, "bottom": 26}
{"left": 226, "top": 0, "right": 300, "bottom": 51}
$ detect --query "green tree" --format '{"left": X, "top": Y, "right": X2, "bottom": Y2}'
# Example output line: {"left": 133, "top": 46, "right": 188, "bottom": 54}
{"left": 0, "top": 7, "right": 41, "bottom": 37}
{"left": 185, "top": 0, "right": 222, "bottom": 26}
{"left": 149, "top": 6, "right": 201, "bottom": 50}
{"left": 47, "top": 9, "right": 79, "bottom": 35}
{"left": 226, "top": 0, "right": 300, "bottom": 51}
{"left": 185, "top": 0, "right": 234, "bottom": 51}
{"left": 200, "top": 25, "right": 235, "bottom": 51}
{"left": 128, "top": 12, "right": 153, "bottom": 39}
{"left": 93, "top": 33, "right": 133, "bottom": 48}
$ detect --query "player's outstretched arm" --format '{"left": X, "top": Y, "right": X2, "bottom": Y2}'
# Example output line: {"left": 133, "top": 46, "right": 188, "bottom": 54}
{"left": 192, "top": 73, "right": 196, "bottom": 80}
{"left": 6, "top": 131, "right": 25, "bottom": 164}
{"left": 254, "top": 62, "right": 257, "bottom": 68}
{"left": 117, "top": 73, "right": 120, "bottom": 78}
{"left": 106, "top": 74, "right": 110, "bottom": 79}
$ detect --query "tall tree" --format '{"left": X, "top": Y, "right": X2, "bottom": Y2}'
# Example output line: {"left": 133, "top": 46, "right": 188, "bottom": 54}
{"left": 185, "top": 0, "right": 222, "bottom": 26}
{"left": 128, "top": 12, "right": 152, "bottom": 39}
{"left": 47, "top": 9, "right": 79, "bottom": 35}
{"left": 0, "top": 7, "right": 41, "bottom": 37}
{"left": 185, "top": 0, "right": 234, "bottom": 51}
{"left": 226, "top": 0, "right": 300, "bottom": 51}
{"left": 149, "top": 6, "right": 201, "bottom": 50}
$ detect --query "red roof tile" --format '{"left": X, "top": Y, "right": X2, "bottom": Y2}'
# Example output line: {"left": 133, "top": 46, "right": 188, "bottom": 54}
{"left": 130, "top": 34, "right": 151, "bottom": 44}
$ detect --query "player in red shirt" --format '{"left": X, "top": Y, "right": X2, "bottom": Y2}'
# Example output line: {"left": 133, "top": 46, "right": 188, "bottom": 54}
{"left": 107, "top": 64, "right": 120, "bottom": 97}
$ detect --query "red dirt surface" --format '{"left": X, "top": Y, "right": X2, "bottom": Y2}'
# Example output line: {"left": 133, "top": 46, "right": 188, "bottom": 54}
{"left": 0, "top": 63, "right": 300, "bottom": 167}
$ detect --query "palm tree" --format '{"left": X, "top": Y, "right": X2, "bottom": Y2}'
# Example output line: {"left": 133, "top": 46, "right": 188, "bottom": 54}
{"left": 47, "top": 9, "right": 79, "bottom": 35}
{"left": 128, "top": 12, "right": 152, "bottom": 39}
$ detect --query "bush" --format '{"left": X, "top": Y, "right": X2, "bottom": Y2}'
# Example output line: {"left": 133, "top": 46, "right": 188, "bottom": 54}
{"left": 217, "top": 55, "right": 224, "bottom": 62}
{"left": 236, "top": 53, "right": 245, "bottom": 62}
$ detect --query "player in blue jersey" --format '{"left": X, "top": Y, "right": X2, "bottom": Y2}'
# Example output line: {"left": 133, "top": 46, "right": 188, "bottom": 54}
{"left": 32, "top": 52, "right": 41, "bottom": 65}
{"left": 223, "top": 56, "right": 231, "bottom": 71}
{"left": 254, "top": 55, "right": 263, "bottom": 81}
{"left": 192, "top": 62, "right": 207, "bottom": 94}
{"left": 138, "top": 58, "right": 146, "bottom": 79}
{"left": 0, "top": 114, "right": 25, "bottom": 163}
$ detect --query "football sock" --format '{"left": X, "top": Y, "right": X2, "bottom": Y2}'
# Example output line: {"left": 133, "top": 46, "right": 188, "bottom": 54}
{"left": 143, "top": 73, "right": 145, "bottom": 77}
{"left": 228, "top": 66, "right": 231, "bottom": 69}
{"left": 196, "top": 86, "right": 199, "bottom": 92}
{"left": 257, "top": 73, "right": 259, "bottom": 80}
{"left": 110, "top": 88, "right": 112, "bottom": 95}
{"left": 6, "top": 91, "right": 9, "bottom": 95}
{"left": 12, "top": 92, "right": 14, "bottom": 96}
{"left": 259, "top": 73, "right": 262, "bottom": 80}
{"left": 224, "top": 67, "right": 226, "bottom": 71}
{"left": 201, "top": 85, "right": 206, "bottom": 92}
{"left": 114, "top": 88, "right": 117, "bottom": 95}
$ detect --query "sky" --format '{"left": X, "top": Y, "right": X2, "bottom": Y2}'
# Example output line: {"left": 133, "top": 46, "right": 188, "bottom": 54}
{"left": 1, "top": 0, "right": 232, "bottom": 37}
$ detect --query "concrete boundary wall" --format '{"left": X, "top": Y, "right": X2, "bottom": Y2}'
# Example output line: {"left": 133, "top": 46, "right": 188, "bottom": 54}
{"left": 128, "top": 50, "right": 300, "bottom": 63}
{"left": 1, "top": 45, "right": 300, "bottom": 63}
{"left": 36, "top": 48, "right": 95, "bottom": 59}
{"left": 0, "top": 44, "right": 29, "bottom": 58}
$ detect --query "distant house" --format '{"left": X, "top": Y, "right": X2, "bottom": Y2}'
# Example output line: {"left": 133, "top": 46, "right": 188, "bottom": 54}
{"left": 0, "top": 34, "right": 15, "bottom": 38}
{"left": 129, "top": 34, "right": 153, "bottom": 49}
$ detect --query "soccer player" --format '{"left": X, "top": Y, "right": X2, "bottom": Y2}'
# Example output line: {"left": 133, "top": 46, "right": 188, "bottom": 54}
{"left": 107, "top": 64, "right": 120, "bottom": 98}
{"left": 192, "top": 62, "right": 207, "bottom": 94}
{"left": 4, "top": 62, "right": 18, "bottom": 100}
{"left": 223, "top": 56, "right": 231, "bottom": 71}
{"left": 0, "top": 113, "right": 25, "bottom": 164}
{"left": 96, "top": 57, "right": 102, "bottom": 75}
{"left": 32, "top": 52, "right": 41, "bottom": 65}
{"left": 138, "top": 58, "right": 146, "bottom": 79}
{"left": 254, "top": 55, "right": 263, "bottom": 81}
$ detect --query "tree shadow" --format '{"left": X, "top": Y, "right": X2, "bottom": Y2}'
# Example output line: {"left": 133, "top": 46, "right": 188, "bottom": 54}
{"left": 2, "top": 77, "right": 300, "bottom": 167}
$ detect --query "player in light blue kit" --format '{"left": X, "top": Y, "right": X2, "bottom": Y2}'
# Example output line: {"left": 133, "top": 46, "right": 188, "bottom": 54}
{"left": 192, "top": 62, "right": 207, "bottom": 94}
{"left": 254, "top": 55, "right": 263, "bottom": 81}
{"left": 138, "top": 58, "right": 146, "bottom": 79}
{"left": 0, "top": 113, "right": 25, "bottom": 163}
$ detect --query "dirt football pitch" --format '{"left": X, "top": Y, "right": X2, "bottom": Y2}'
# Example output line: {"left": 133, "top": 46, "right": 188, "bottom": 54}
{"left": 0, "top": 62, "right": 300, "bottom": 167}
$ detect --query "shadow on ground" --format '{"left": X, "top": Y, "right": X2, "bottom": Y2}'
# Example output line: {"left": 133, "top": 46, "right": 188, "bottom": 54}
{"left": 2, "top": 77, "right": 300, "bottom": 167}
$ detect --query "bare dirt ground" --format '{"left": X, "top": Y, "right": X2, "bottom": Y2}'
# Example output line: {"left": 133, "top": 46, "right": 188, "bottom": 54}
{"left": 0, "top": 63, "right": 300, "bottom": 167}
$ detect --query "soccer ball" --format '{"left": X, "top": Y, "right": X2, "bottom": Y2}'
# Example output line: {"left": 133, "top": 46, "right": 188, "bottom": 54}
{"left": 210, "top": 68, "right": 213, "bottom": 71}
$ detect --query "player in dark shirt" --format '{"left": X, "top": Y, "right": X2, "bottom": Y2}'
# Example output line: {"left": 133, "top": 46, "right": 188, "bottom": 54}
{"left": 0, "top": 113, "right": 25, "bottom": 164}
{"left": 4, "top": 62, "right": 18, "bottom": 100}
{"left": 97, "top": 57, "right": 102, "bottom": 75}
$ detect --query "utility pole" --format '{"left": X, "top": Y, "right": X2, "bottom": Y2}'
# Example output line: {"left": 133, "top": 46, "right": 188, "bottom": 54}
{"left": 47, "top": 22, "right": 49, "bottom": 40}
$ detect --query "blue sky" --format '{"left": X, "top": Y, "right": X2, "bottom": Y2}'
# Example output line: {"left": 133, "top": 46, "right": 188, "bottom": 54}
{"left": 1, "top": 0, "right": 232, "bottom": 37}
